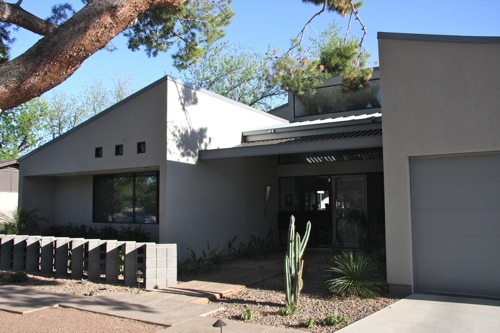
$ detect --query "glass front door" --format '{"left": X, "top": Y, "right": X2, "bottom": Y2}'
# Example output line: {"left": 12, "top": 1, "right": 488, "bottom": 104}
{"left": 333, "top": 176, "right": 366, "bottom": 248}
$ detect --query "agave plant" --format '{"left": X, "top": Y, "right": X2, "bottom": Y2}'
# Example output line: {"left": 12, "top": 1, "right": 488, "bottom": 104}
{"left": 325, "top": 251, "right": 384, "bottom": 298}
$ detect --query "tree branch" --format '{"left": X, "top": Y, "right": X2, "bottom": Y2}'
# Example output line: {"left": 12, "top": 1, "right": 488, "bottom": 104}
{"left": 0, "top": 0, "right": 185, "bottom": 111}
{"left": 286, "top": 0, "right": 326, "bottom": 56}
{"left": 349, "top": 0, "right": 367, "bottom": 46}
{"left": 0, "top": 2, "right": 58, "bottom": 36}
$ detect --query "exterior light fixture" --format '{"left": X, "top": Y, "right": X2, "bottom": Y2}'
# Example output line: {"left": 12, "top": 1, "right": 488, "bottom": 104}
{"left": 136, "top": 269, "right": 143, "bottom": 290}
{"left": 212, "top": 319, "right": 227, "bottom": 332}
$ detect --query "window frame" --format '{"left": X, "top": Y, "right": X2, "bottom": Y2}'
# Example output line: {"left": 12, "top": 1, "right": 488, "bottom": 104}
{"left": 92, "top": 171, "right": 159, "bottom": 224}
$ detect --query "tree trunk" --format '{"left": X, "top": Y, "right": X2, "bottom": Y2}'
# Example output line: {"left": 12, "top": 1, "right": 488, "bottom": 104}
{"left": 0, "top": 0, "right": 184, "bottom": 111}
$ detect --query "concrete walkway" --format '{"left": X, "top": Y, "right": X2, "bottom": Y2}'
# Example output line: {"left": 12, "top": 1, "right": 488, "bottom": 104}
{"left": 337, "top": 293, "right": 500, "bottom": 333}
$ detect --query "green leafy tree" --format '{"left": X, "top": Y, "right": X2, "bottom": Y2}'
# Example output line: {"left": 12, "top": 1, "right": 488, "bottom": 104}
{"left": 0, "top": 0, "right": 234, "bottom": 111}
{"left": 0, "top": 98, "right": 48, "bottom": 160}
{"left": 179, "top": 41, "right": 286, "bottom": 111}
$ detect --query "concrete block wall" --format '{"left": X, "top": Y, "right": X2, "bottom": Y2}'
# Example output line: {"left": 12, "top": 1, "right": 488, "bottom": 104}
{"left": 0, "top": 234, "right": 177, "bottom": 289}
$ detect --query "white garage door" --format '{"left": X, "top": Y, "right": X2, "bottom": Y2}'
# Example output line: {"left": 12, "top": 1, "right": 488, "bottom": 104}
{"left": 411, "top": 153, "right": 500, "bottom": 298}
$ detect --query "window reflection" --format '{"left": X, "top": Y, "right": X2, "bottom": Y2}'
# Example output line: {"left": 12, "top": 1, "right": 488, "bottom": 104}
{"left": 294, "top": 79, "right": 381, "bottom": 117}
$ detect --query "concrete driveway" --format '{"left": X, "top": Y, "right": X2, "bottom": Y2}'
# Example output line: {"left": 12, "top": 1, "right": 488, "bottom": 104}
{"left": 338, "top": 293, "right": 500, "bottom": 333}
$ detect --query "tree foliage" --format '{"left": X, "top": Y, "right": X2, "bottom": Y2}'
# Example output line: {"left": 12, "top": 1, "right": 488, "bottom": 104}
{"left": 179, "top": 41, "right": 286, "bottom": 111}
{"left": 268, "top": 24, "right": 372, "bottom": 97}
{"left": 0, "top": 0, "right": 233, "bottom": 111}
{"left": 179, "top": 24, "right": 371, "bottom": 111}
{"left": 0, "top": 98, "right": 47, "bottom": 160}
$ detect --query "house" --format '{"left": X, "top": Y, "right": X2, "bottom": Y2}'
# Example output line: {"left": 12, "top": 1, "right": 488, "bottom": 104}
{"left": 17, "top": 32, "right": 500, "bottom": 299}
{"left": 18, "top": 77, "right": 287, "bottom": 253}
{"left": 0, "top": 160, "right": 19, "bottom": 219}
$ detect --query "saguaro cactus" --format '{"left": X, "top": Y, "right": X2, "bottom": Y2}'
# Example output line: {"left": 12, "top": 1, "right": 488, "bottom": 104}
{"left": 284, "top": 215, "right": 311, "bottom": 313}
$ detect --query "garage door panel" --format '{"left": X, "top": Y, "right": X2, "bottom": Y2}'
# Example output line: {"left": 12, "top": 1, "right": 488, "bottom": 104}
{"left": 413, "top": 208, "right": 500, "bottom": 236}
{"left": 414, "top": 234, "right": 500, "bottom": 264}
{"left": 415, "top": 260, "right": 500, "bottom": 297}
{"left": 411, "top": 153, "right": 500, "bottom": 298}
{"left": 412, "top": 181, "right": 500, "bottom": 209}
{"left": 411, "top": 154, "right": 500, "bottom": 183}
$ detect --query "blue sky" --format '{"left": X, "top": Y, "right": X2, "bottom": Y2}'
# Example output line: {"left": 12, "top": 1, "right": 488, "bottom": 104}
{"left": 9, "top": 0, "right": 500, "bottom": 97}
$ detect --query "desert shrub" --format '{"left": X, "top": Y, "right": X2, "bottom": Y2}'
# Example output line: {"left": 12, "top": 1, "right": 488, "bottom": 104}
{"left": 325, "top": 251, "right": 384, "bottom": 298}
{"left": 300, "top": 318, "right": 316, "bottom": 329}
{"left": 324, "top": 313, "right": 348, "bottom": 326}
{"left": 240, "top": 309, "right": 254, "bottom": 321}
{"left": 279, "top": 305, "right": 298, "bottom": 316}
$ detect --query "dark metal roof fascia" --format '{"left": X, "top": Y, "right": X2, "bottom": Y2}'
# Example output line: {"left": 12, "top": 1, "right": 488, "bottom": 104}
{"left": 243, "top": 118, "right": 381, "bottom": 142}
{"left": 378, "top": 32, "right": 500, "bottom": 44}
{"left": 199, "top": 134, "right": 382, "bottom": 160}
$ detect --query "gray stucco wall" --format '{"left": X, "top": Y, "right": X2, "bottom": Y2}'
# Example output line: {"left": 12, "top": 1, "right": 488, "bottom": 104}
{"left": 162, "top": 156, "right": 279, "bottom": 257}
{"left": 19, "top": 78, "right": 168, "bottom": 239}
{"left": 378, "top": 33, "right": 500, "bottom": 293}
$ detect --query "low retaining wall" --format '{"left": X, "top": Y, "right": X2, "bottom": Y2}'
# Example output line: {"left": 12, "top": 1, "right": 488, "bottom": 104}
{"left": 0, "top": 234, "right": 177, "bottom": 289}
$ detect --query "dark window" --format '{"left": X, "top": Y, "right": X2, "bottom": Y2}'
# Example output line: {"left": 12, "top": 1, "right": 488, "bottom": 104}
{"left": 93, "top": 172, "right": 159, "bottom": 224}
{"left": 137, "top": 141, "right": 146, "bottom": 154}
{"left": 115, "top": 144, "right": 123, "bottom": 156}
{"left": 95, "top": 147, "right": 103, "bottom": 158}
{"left": 294, "top": 79, "right": 381, "bottom": 117}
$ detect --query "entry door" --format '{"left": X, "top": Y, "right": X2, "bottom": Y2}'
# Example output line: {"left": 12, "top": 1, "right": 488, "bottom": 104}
{"left": 333, "top": 175, "right": 366, "bottom": 248}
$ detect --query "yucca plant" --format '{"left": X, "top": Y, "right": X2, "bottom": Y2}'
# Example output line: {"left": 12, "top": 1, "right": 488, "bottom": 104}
{"left": 325, "top": 251, "right": 384, "bottom": 298}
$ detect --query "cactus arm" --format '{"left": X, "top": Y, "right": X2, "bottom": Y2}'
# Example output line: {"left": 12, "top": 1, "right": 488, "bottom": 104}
{"left": 299, "top": 221, "right": 311, "bottom": 257}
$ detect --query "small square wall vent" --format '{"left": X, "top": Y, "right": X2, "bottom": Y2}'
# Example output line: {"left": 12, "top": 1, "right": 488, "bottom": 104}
{"left": 95, "top": 147, "right": 103, "bottom": 158}
{"left": 115, "top": 144, "right": 123, "bottom": 156}
{"left": 137, "top": 141, "right": 146, "bottom": 154}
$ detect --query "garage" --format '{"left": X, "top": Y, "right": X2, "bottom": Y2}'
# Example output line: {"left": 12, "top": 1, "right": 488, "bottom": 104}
{"left": 411, "top": 153, "right": 500, "bottom": 298}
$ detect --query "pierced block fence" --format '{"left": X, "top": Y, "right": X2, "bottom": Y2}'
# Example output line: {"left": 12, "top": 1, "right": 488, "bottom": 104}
{"left": 0, "top": 234, "right": 177, "bottom": 289}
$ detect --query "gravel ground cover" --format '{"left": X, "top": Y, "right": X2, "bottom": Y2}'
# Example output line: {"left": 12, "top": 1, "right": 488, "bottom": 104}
{"left": 0, "top": 265, "right": 399, "bottom": 333}
{"left": 208, "top": 268, "right": 400, "bottom": 332}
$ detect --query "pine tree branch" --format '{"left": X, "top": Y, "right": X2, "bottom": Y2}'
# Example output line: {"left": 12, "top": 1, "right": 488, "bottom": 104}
{"left": 0, "top": 2, "right": 58, "bottom": 36}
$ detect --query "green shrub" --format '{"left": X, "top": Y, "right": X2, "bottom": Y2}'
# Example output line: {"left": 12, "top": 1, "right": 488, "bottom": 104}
{"left": 8, "top": 272, "right": 29, "bottom": 283}
{"left": 41, "top": 223, "right": 151, "bottom": 242}
{"left": 0, "top": 208, "right": 46, "bottom": 234}
{"left": 279, "top": 305, "right": 298, "bottom": 316}
{"left": 324, "top": 313, "right": 348, "bottom": 326}
{"left": 300, "top": 318, "right": 316, "bottom": 329}
{"left": 325, "top": 251, "right": 384, "bottom": 298}
{"left": 240, "top": 309, "right": 254, "bottom": 321}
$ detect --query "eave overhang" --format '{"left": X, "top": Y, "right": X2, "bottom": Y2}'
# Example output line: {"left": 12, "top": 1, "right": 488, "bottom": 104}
{"left": 199, "top": 113, "right": 382, "bottom": 160}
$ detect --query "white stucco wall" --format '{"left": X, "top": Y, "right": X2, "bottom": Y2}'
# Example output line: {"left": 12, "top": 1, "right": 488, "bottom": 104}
{"left": 378, "top": 33, "right": 500, "bottom": 293}
{"left": 165, "top": 78, "right": 288, "bottom": 164}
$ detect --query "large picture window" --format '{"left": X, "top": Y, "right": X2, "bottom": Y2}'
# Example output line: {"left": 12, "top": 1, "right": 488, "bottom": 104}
{"left": 93, "top": 172, "right": 158, "bottom": 224}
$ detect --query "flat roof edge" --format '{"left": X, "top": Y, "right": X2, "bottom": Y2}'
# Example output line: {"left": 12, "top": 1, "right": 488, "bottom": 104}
{"left": 377, "top": 32, "right": 500, "bottom": 44}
